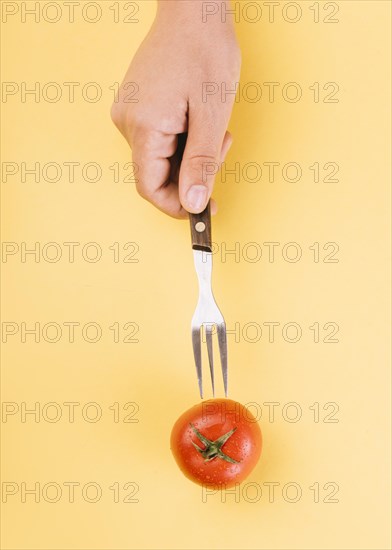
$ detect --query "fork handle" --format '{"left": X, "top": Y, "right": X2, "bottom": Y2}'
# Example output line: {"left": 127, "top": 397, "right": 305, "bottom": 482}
{"left": 190, "top": 203, "right": 212, "bottom": 253}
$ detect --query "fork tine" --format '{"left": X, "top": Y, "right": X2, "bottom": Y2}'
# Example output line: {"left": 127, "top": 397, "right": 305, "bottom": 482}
{"left": 205, "top": 324, "right": 215, "bottom": 396}
{"left": 192, "top": 327, "right": 203, "bottom": 398}
{"left": 217, "top": 323, "right": 228, "bottom": 396}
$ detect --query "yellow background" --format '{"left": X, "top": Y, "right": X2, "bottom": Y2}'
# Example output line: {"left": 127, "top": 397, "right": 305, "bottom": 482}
{"left": 1, "top": 1, "right": 390, "bottom": 549}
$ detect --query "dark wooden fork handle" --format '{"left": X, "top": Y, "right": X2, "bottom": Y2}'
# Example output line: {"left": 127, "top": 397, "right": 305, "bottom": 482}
{"left": 190, "top": 203, "right": 212, "bottom": 253}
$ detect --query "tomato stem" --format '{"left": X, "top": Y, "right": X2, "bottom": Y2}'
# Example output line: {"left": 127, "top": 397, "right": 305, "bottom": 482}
{"left": 190, "top": 423, "right": 240, "bottom": 464}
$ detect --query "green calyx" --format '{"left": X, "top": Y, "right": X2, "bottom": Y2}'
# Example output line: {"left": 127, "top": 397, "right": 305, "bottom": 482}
{"left": 190, "top": 423, "right": 240, "bottom": 464}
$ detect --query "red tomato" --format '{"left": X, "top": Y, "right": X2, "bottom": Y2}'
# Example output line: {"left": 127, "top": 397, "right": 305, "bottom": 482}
{"left": 170, "top": 399, "right": 262, "bottom": 488}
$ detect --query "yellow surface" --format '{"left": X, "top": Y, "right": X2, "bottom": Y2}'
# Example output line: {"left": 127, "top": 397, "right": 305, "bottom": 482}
{"left": 1, "top": 1, "right": 390, "bottom": 549}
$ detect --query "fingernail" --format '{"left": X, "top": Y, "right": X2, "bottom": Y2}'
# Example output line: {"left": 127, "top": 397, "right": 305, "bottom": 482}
{"left": 186, "top": 185, "right": 208, "bottom": 212}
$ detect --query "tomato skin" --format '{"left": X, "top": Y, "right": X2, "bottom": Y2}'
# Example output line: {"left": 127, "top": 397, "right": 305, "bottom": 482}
{"left": 170, "top": 399, "right": 262, "bottom": 488}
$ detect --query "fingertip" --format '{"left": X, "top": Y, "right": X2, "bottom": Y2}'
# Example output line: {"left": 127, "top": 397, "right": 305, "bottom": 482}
{"left": 183, "top": 184, "right": 209, "bottom": 214}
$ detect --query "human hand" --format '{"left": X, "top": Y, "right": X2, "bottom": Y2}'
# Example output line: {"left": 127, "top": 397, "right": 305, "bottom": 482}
{"left": 111, "top": 0, "right": 241, "bottom": 218}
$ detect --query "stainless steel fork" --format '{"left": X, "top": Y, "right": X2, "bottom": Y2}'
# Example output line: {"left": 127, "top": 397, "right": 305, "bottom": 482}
{"left": 190, "top": 202, "right": 228, "bottom": 398}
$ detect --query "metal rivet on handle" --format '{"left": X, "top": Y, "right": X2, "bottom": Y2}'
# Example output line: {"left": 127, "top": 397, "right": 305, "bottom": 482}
{"left": 195, "top": 222, "right": 206, "bottom": 233}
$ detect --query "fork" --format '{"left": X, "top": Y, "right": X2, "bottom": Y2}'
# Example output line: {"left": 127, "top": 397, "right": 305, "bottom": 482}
{"left": 190, "top": 202, "right": 228, "bottom": 398}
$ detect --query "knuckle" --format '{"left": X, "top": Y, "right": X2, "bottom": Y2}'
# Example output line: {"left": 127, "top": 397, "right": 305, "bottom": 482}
{"left": 135, "top": 180, "right": 154, "bottom": 202}
{"left": 186, "top": 153, "right": 217, "bottom": 162}
{"left": 133, "top": 129, "right": 163, "bottom": 159}
{"left": 110, "top": 103, "right": 141, "bottom": 138}
{"left": 185, "top": 153, "right": 219, "bottom": 169}
{"left": 127, "top": 108, "right": 146, "bottom": 132}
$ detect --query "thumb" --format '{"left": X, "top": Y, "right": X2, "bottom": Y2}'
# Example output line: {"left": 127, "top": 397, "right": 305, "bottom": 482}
{"left": 179, "top": 118, "right": 232, "bottom": 214}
